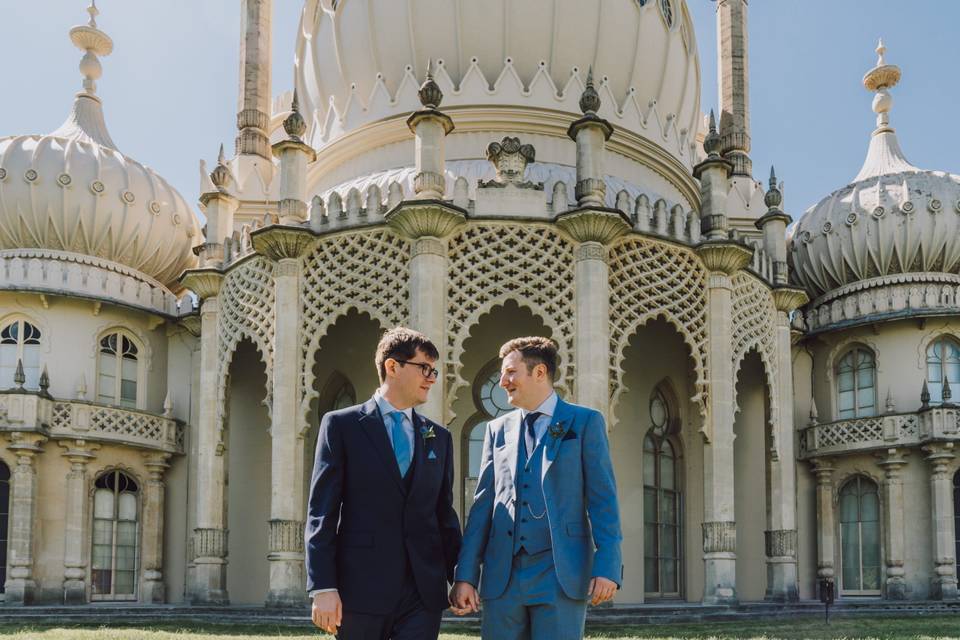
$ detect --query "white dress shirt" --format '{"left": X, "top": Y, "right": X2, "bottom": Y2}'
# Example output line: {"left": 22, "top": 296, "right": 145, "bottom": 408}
{"left": 520, "top": 391, "right": 558, "bottom": 449}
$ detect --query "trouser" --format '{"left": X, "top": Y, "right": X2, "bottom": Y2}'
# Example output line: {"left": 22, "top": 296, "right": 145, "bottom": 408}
{"left": 337, "top": 568, "right": 442, "bottom": 640}
{"left": 481, "top": 548, "right": 588, "bottom": 640}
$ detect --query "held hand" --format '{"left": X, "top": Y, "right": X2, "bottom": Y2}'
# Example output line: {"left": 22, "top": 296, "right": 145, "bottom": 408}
{"left": 449, "top": 581, "right": 480, "bottom": 614}
{"left": 312, "top": 591, "right": 343, "bottom": 634}
{"left": 588, "top": 577, "right": 617, "bottom": 606}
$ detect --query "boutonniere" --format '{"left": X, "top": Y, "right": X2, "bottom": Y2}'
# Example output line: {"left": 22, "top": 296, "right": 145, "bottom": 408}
{"left": 548, "top": 422, "right": 566, "bottom": 439}
{"left": 420, "top": 425, "right": 436, "bottom": 442}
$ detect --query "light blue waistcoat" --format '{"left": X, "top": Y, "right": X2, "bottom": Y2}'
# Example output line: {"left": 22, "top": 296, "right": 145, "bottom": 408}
{"left": 513, "top": 438, "right": 551, "bottom": 555}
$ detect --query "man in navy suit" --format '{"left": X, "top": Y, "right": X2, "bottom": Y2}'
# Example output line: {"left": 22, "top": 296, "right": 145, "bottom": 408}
{"left": 451, "top": 336, "right": 622, "bottom": 639}
{"left": 306, "top": 327, "right": 462, "bottom": 639}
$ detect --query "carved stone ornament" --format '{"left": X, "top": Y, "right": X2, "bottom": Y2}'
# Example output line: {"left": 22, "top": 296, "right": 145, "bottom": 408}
{"left": 765, "top": 529, "right": 798, "bottom": 558}
{"left": 385, "top": 201, "right": 467, "bottom": 240}
{"left": 193, "top": 527, "right": 228, "bottom": 559}
{"left": 268, "top": 519, "right": 305, "bottom": 554}
{"left": 555, "top": 207, "right": 631, "bottom": 245}
{"left": 771, "top": 285, "right": 810, "bottom": 313}
{"left": 179, "top": 268, "right": 225, "bottom": 300}
{"left": 696, "top": 240, "right": 753, "bottom": 275}
{"left": 479, "top": 136, "right": 542, "bottom": 190}
{"left": 702, "top": 521, "right": 737, "bottom": 554}
{"left": 250, "top": 224, "right": 316, "bottom": 261}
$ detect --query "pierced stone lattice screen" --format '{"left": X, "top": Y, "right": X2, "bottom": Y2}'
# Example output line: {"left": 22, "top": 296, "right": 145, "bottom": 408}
{"left": 299, "top": 229, "right": 410, "bottom": 429}
{"left": 608, "top": 237, "right": 709, "bottom": 416}
{"left": 217, "top": 256, "right": 276, "bottom": 434}
{"left": 731, "top": 272, "right": 779, "bottom": 405}
{"left": 446, "top": 223, "right": 576, "bottom": 408}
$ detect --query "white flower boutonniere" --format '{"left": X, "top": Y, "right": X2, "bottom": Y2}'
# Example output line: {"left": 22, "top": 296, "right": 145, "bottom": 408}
{"left": 420, "top": 425, "right": 436, "bottom": 442}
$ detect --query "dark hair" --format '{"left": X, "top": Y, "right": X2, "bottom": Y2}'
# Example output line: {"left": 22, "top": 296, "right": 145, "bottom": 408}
{"left": 375, "top": 327, "right": 439, "bottom": 383}
{"left": 499, "top": 336, "right": 559, "bottom": 381}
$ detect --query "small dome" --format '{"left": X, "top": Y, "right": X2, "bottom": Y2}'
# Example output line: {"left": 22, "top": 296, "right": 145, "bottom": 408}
{"left": 0, "top": 5, "right": 199, "bottom": 291}
{"left": 790, "top": 42, "right": 960, "bottom": 298}
{"left": 295, "top": 0, "right": 700, "bottom": 165}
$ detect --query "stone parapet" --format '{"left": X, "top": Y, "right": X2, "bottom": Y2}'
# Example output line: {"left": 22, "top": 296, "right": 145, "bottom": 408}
{"left": 800, "top": 407, "right": 960, "bottom": 459}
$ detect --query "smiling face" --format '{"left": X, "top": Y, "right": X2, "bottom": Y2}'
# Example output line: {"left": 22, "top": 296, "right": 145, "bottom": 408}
{"left": 499, "top": 349, "right": 553, "bottom": 411}
{"left": 381, "top": 347, "right": 437, "bottom": 409}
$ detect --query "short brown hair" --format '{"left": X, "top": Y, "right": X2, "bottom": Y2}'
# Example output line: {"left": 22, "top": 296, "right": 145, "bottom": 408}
{"left": 375, "top": 327, "right": 439, "bottom": 383}
{"left": 499, "top": 336, "right": 559, "bottom": 381}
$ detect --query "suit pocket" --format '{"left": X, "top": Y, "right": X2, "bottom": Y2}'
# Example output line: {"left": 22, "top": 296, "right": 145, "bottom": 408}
{"left": 339, "top": 532, "right": 374, "bottom": 548}
{"left": 565, "top": 522, "right": 588, "bottom": 538}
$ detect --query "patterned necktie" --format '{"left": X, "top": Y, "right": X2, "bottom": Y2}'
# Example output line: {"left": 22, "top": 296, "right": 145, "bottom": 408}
{"left": 523, "top": 411, "right": 542, "bottom": 458}
{"left": 390, "top": 411, "right": 411, "bottom": 477}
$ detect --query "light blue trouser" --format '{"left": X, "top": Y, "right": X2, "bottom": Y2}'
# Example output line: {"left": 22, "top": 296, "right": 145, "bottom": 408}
{"left": 481, "top": 549, "right": 588, "bottom": 640}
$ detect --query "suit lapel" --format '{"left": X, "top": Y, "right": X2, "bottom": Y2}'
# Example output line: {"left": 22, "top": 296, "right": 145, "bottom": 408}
{"left": 409, "top": 410, "right": 427, "bottom": 495}
{"left": 358, "top": 397, "right": 405, "bottom": 493}
{"left": 503, "top": 410, "right": 522, "bottom": 486}
{"left": 542, "top": 397, "right": 573, "bottom": 481}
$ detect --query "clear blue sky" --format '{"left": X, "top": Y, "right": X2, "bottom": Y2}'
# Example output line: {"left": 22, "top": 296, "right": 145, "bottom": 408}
{"left": 3, "top": 1, "right": 958, "bottom": 218}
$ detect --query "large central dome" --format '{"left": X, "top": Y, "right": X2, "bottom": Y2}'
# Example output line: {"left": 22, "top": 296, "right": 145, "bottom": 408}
{"left": 295, "top": 0, "right": 700, "bottom": 165}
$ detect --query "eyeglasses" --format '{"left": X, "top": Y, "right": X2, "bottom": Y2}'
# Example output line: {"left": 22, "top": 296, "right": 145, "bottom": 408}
{"left": 393, "top": 359, "right": 440, "bottom": 380}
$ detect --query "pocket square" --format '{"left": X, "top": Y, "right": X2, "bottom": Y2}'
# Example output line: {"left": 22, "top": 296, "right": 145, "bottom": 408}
{"left": 561, "top": 431, "right": 577, "bottom": 441}
{"left": 427, "top": 450, "right": 438, "bottom": 460}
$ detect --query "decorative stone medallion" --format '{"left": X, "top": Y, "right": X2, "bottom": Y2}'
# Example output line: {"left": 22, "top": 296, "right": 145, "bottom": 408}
{"left": 479, "top": 136, "right": 542, "bottom": 190}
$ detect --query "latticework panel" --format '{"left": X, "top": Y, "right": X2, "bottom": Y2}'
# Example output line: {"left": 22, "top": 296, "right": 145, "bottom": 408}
{"left": 217, "top": 256, "right": 276, "bottom": 433}
{"left": 446, "top": 223, "right": 576, "bottom": 408}
{"left": 299, "top": 229, "right": 410, "bottom": 428}
{"left": 608, "top": 237, "right": 709, "bottom": 415}
{"left": 730, "top": 272, "right": 780, "bottom": 440}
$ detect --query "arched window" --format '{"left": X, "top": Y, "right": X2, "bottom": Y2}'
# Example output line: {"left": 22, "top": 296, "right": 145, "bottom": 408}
{"left": 660, "top": 0, "right": 674, "bottom": 27}
{"left": 332, "top": 380, "right": 356, "bottom": 410}
{"left": 97, "top": 331, "right": 140, "bottom": 408}
{"left": 0, "top": 461, "right": 9, "bottom": 594}
{"left": 836, "top": 347, "right": 876, "bottom": 419}
{"left": 954, "top": 470, "right": 960, "bottom": 580}
{"left": 463, "top": 363, "right": 512, "bottom": 512}
{"left": 926, "top": 337, "right": 960, "bottom": 405}
{"left": 0, "top": 319, "right": 41, "bottom": 389}
{"left": 839, "top": 475, "right": 881, "bottom": 595}
{"left": 643, "top": 387, "right": 682, "bottom": 598}
{"left": 91, "top": 470, "right": 139, "bottom": 601}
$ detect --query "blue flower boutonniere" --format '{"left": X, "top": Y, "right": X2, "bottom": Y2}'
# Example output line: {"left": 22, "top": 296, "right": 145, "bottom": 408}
{"left": 548, "top": 422, "right": 566, "bottom": 439}
{"left": 420, "top": 425, "right": 436, "bottom": 442}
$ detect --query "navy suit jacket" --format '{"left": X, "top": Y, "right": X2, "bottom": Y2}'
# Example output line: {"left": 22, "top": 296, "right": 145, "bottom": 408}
{"left": 305, "top": 397, "right": 462, "bottom": 614}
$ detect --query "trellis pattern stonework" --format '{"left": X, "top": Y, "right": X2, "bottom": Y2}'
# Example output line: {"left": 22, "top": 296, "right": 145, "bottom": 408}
{"left": 445, "top": 223, "right": 576, "bottom": 409}
{"left": 608, "top": 237, "right": 709, "bottom": 416}
{"left": 298, "top": 229, "right": 410, "bottom": 430}
{"left": 216, "top": 256, "right": 277, "bottom": 434}
{"left": 730, "top": 272, "right": 780, "bottom": 447}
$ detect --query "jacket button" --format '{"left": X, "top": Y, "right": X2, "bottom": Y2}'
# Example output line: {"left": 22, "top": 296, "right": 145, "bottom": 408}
{"left": 521, "top": 518, "right": 528, "bottom": 523}
{"left": 523, "top": 484, "right": 529, "bottom": 488}
{"left": 507, "top": 531, "right": 512, "bottom": 537}
{"left": 520, "top": 536, "right": 526, "bottom": 541}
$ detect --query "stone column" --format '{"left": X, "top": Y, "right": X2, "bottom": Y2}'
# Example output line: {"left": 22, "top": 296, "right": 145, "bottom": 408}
{"left": 554, "top": 211, "right": 630, "bottom": 420}
{"left": 4, "top": 432, "right": 46, "bottom": 605}
{"left": 180, "top": 269, "right": 228, "bottom": 604}
{"left": 272, "top": 92, "right": 316, "bottom": 225}
{"left": 924, "top": 443, "right": 958, "bottom": 599}
{"left": 717, "top": 0, "right": 752, "bottom": 176}
{"left": 236, "top": 0, "right": 272, "bottom": 160}
{"left": 765, "top": 287, "right": 807, "bottom": 602}
{"left": 811, "top": 458, "right": 836, "bottom": 592}
{"left": 879, "top": 448, "right": 908, "bottom": 599}
{"left": 251, "top": 224, "right": 315, "bottom": 607}
{"left": 58, "top": 439, "right": 99, "bottom": 604}
{"left": 141, "top": 452, "right": 171, "bottom": 603}
{"left": 697, "top": 242, "right": 752, "bottom": 605}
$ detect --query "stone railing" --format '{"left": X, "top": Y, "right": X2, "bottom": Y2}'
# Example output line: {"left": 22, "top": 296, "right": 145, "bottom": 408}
{"left": 0, "top": 249, "right": 191, "bottom": 317}
{"left": 800, "top": 406, "right": 960, "bottom": 458}
{"left": 0, "top": 392, "right": 184, "bottom": 455}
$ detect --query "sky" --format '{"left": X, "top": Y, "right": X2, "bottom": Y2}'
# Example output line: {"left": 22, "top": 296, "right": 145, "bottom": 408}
{"left": 3, "top": 1, "right": 959, "bottom": 219}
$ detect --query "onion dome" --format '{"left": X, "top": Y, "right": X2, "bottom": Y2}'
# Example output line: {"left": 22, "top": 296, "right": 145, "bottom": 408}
{"left": 295, "top": 0, "right": 700, "bottom": 165}
{"left": 790, "top": 41, "right": 960, "bottom": 299}
{"left": 0, "top": 2, "right": 200, "bottom": 291}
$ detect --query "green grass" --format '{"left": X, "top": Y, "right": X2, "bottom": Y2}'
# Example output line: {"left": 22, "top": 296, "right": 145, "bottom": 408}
{"left": 2, "top": 616, "right": 960, "bottom": 639}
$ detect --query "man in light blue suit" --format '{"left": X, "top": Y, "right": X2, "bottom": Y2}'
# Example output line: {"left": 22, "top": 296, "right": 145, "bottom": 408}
{"left": 451, "top": 337, "right": 622, "bottom": 639}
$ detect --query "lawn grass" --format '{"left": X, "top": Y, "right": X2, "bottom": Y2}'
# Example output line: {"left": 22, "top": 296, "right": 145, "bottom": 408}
{"left": 1, "top": 615, "right": 960, "bottom": 639}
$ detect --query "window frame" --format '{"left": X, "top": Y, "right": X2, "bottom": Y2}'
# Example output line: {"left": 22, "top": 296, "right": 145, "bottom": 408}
{"left": 0, "top": 317, "right": 43, "bottom": 390}
{"left": 837, "top": 475, "right": 883, "bottom": 597}
{"left": 95, "top": 330, "right": 145, "bottom": 410}
{"left": 89, "top": 469, "right": 141, "bottom": 602}
{"left": 461, "top": 360, "right": 512, "bottom": 514}
{"left": 0, "top": 459, "right": 10, "bottom": 595}
{"left": 926, "top": 336, "right": 960, "bottom": 405}
{"left": 834, "top": 346, "right": 877, "bottom": 420}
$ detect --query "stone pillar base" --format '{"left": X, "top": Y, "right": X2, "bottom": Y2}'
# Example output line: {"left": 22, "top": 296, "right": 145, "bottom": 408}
{"left": 3, "top": 578, "right": 36, "bottom": 606}
{"left": 702, "top": 553, "right": 738, "bottom": 605}
{"left": 885, "top": 576, "right": 907, "bottom": 600}
{"left": 931, "top": 577, "right": 959, "bottom": 600}
{"left": 764, "top": 559, "right": 798, "bottom": 602}
{"left": 141, "top": 575, "right": 166, "bottom": 604}
{"left": 189, "top": 561, "right": 229, "bottom": 606}
{"left": 63, "top": 579, "right": 87, "bottom": 605}
{"left": 266, "top": 554, "right": 307, "bottom": 609}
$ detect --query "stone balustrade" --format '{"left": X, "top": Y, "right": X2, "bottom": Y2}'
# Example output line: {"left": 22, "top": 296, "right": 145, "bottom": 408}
{"left": 800, "top": 406, "right": 960, "bottom": 458}
{"left": 0, "top": 392, "right": 184, "bottom": 455}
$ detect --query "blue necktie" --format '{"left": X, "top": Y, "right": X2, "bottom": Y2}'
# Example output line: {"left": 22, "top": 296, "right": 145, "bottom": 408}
{"left": 389, "top": 411, "right": 411, "bottom": 477}
{"left": 523, "top": 411, "right": 542, "bottom": 458}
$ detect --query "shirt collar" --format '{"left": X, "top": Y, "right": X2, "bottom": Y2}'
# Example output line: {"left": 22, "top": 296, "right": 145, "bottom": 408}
{"left": 521, "top": 391, "right": 558, "bottom": 421}
{"left": 374, "top": 389, "right": 414, "bottom": 424}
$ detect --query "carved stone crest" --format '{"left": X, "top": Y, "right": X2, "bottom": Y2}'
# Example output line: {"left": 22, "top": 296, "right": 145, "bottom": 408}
{"left": 479, "top": 136, "right": 543, "bottom": 190}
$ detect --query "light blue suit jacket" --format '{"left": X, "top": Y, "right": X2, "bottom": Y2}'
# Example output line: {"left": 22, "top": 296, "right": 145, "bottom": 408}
{"left": 455, "top": 396, "right": 623, "bottom": 600}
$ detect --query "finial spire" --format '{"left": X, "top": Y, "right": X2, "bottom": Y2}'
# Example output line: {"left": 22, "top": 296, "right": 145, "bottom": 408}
{"left": 876, "top": 38, "right": 886, "bottom": 66}
{"left": 921, "top": 379, "right": 931, "bottom": 409}
{"left": 69, "top": 0, "right": 113, "bottom": 96}
{"left": 417, "top": 59, "right": 443, "bottom": 109}
{"left": 862, "top": 37, "right": 901, "bottom": 132}
{"left": 210, "top": 144, "right": 232, "bottom": 190}
{"left": 87, "top": 0, "right": 99, "bottom": 27}
{"left": 764, "top": 165, "right": 783, "bottom": 210}
{"left": 282, "top": 89, "right": 307, "bottom": 140}
{"left": 703, "top": 110, "right": 722, "bottom": 157}
{"left": 579, "top": 66, "right": 601, "bottom": 115}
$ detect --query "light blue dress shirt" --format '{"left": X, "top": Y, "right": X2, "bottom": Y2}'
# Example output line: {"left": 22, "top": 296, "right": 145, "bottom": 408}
{"left": 520, "top": 391, "right": 558, "bottom": 449}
